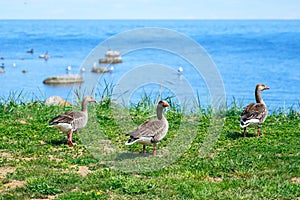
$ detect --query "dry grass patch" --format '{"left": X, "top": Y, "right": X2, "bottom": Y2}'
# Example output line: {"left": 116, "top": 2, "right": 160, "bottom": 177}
{"left": 0, "top": 152, "right": 14, "bottom": 161}
{"left": 0, "top": 166, "right": 16, "bottom": 179}
{"left": 291, "top": 177, "right": 300, "bottom": 184}
{"left": 0, "top": 180, "right": 26, "bottom": 193}
{"left": 77, "top": 166, "right": 92, "bottom": 177}
{"left": 204, "top": 176, "right": 223, "bottom": 182}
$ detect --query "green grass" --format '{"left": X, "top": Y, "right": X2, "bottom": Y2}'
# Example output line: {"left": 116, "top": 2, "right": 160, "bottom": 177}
{"left": 0, "top": 96, "right": 299, "bottom": 199}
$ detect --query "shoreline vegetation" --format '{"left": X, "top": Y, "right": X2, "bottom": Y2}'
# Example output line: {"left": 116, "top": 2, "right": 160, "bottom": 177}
{"left": 0, "top": 91, "right": 299, "bottom": 199}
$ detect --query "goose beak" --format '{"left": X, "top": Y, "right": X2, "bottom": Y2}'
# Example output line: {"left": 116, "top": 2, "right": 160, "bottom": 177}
{"left": 90, "top": 99, "right": 97, "bottom": 103}
{"left": 264, "top": 86, "right": 270, "bottom": 90}
{"left": 163, "top": 102, "right": 169, "bottom": 107}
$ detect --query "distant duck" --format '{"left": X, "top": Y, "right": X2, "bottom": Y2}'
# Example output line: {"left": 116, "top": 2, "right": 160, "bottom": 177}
{"left": 66, "top": 65, "right": 72, "bottom": 73}
{"left": 93, "top": 62, "right": 97, "bottom": 68}
{"left": 1, "top": 63, "right": 5, "bottom": 69}
{"left": 39, "top": 51, "right": 50, "bottom": 60}
{"left": 0, "top": 57, "right": 4, "bottom": 60}
{"left": 178, "top": 66, "right": 183, "bottom": 74}
{"left": 125, "top": 100, "right": 169, "bottom": 156}
{"left": 22, "top": 70, "right": 27, "bottom": 74}
{"left": 109, "top": 66, "right": 114, "bottom": 72}
{"left": 0, "top": 69, "right": 5, "bottom": 73}
{"left": 49, "top": 96, "right": 97, "bottom": 146}
{"left": 80, "top": 67, "right": 86, "bottom": 73}
{"left": 239, "top": 84, "right": 270, "bottom": 137}
{"left": 26, "top": 48, "right": 34, "bottom": 54}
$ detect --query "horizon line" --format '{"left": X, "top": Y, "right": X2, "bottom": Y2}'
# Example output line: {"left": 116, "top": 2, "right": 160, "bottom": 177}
{"left": 1, "top": 18, "right": 300, "bottom": 20}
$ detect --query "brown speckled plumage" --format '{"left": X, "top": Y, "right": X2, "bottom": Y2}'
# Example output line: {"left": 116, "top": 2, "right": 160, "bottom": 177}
{"left": 125, "top": 100, "right": 169, "bottom": 156}
{"left": 239, "top": 84, "right": 269, "bottom": 137}
{"left": 50, "top": 96, "right": 96, "bottom": 146}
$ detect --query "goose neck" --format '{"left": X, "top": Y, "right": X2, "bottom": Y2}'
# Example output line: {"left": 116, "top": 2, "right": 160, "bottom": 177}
{"left": 255, "top": 90, "right": 264, "bottom": 104}
{"left": 157, "top": 106, "right": 164, "bottom": 120}
{"left": 81, "top": 99, "right": 88, "bottom": 112}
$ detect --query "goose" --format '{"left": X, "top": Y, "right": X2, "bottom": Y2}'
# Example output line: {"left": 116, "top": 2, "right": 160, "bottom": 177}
{"left": 239, "top": 84, "right": 269, "bottom": 137}
{"left": 125, "top": 100, "right": 169, "bottom": 156}
{"left": 49, "top": 96, "right": 96, "bottom": 146}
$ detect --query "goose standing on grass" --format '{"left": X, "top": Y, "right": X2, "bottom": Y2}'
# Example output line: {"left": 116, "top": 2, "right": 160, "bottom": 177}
{"left": 239, "top": 84, "right": 270, "bottom": 137}
{"left": 125, "top": 100, "right": 169, "bottom": 156}
{"left": 49, "top": 96, "right": 96, "bottom": 146}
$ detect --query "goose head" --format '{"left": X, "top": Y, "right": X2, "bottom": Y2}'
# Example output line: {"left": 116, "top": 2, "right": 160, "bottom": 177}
{"left": 156, "top": 100, "right": 169, "bottom": 120}
{"left": 84, "top": 96, "right": 97, "bottom": 103}
{"left": 158, "top": 100, "right": 169, "bottom": 108}
{"left": 81, "top": 96, "right": 96, "bottom": 112}
{"left": 256, "top": 84, "right": 270, "bottom": 92}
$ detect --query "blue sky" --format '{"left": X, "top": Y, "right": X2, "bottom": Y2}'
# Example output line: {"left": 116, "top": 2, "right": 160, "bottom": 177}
{"left": 1, "top": 0, "right": 300, "bottom": 19}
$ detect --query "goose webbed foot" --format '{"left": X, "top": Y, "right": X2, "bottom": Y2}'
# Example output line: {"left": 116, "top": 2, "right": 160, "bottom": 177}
{"left": 257, "top": 127, "right": 264, "bottom": 138}
{"left": 257, "top": 134, "right": 264, "bottom": 138}
{"left": 67, "top": 140, "right": 76, "bottom": 147}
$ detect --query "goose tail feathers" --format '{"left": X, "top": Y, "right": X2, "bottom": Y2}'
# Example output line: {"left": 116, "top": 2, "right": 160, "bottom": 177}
{"left": 239, "top": 118, "right": 260, "bottom": 128}
{"left": 125, "top": 138, "right": 138, "bottom": 145}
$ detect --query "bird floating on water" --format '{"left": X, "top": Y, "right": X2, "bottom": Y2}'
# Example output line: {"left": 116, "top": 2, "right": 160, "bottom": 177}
{"left": 178, "top": 66, "right": 183, "bottom": 74}
{"left": 39, "top": 51, "right": 50, "bottom": 61}
{"left": 80, "top": 67, "right": 86, "bottom": 73}
{"left": 26, "top": 48, "right": 34, "bottom": 54}
{"left": 109, "top": 66, "right": 114, "bottom": 72}
{"left": 239, "top": 84, "right": 270, "bottom": 137}
{"left": 66, "top": 65, "right": 72, "bottom": 73}
{"left": 93, "top": 62, "right": 97, "bottom": 68}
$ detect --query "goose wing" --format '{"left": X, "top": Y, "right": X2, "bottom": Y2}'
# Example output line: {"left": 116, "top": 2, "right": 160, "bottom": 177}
{"left": 50, "top": 111, "right": 74, "bottom": 126}
{"left": 131, "top": 119, "right": 165, "bottom": 137}
{"left": 239, "top": 103, "right": 267, "bottom": 126}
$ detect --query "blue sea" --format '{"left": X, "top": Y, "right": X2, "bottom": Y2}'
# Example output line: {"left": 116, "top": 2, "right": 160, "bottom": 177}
{"left": 0, "top": 20, "right": 299, "bottom": 111}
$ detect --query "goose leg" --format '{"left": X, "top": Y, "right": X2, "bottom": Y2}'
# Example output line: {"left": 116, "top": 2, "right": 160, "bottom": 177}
{"left": 243, "top": 127, "right": 247, "bottom": 137}
{"left": 142, "top": 145, "right": 146, "bottom": 154}
{"left": 257, "top": 127, "right": 261, "bottom": 137}
{"left": 153, "top": 144, "right": 157, "bottom": 156}
{"left": 67, "top": 130, "right": 76, "bottom": 147}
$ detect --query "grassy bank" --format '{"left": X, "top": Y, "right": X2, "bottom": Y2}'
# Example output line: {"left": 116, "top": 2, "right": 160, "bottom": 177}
{"left": 0, "top": 97, "right": 299, "bottom": 199}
